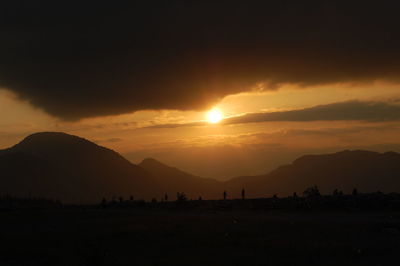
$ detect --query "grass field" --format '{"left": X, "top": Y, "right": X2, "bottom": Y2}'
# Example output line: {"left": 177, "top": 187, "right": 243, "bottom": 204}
{"left": 0, "top": 208, "right": 399, "bottom": 266}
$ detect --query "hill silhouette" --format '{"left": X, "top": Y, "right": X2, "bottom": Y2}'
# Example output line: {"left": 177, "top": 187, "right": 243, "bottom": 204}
{"left": 0, "top": 132, "right": 220, "bottom": 202}
{"left": 1, "top": 132, "right": 400, "bottom": 202}
{"left": 224, "top": 150, "right": 400, "bottom": 198}
{"left": 0, "top": 132, "right": 158, "bottom": 202}
{"left": 139, "top": 158, "right": 221, "bottom": 199}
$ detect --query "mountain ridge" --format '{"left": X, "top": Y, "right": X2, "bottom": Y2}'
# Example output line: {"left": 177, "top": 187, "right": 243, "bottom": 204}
{"left": 0, "top": 132, "right": 158, "bottom": 202}
{"left": 224, "top": 149, "right": 400, "bottom": 197}
{"left": 1, "top": 132, "right": 400, "bottom": 202}
{"left": 139, "top": 157, "right": 221, "bottom": 198}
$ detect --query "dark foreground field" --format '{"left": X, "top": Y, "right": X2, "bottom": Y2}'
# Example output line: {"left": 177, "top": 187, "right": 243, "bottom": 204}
{"left": 0, "top": 208, "right": 399, "bottom": 266}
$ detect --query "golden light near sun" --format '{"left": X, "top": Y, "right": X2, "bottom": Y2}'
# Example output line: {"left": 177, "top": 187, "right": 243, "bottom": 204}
{"left": 206, "top": 108, "right": 223, "bottom": 123}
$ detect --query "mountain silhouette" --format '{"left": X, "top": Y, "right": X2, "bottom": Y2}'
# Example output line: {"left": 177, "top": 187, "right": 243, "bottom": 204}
{"left": 224, "top": 150, "right": 400, "bottom": 197}
{"left": 1, "top": 132, "right": 400, "bottom": 202}
{"left": 0, "top": 132, "right": 220, "bottom": 202}
{"left": 139, "top": 158, "right": 221, "bottom": 199}
{"left": 0, "top": 132, "right": 157, "bottom": 202}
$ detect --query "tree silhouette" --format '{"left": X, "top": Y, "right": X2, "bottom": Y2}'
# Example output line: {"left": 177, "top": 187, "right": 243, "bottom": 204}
{"left": 223, "top": 191, "right": 227, "bottom": 200}
{"left": 241, "top": 188, "right": 245, "bottom": 200}
{"left": 303, "top": 186, "right": 321, "bottom": 198}
{"left": 333, "top": 189, "right": 343, "bottom": 196}
{"left": 176, "top": 192, "right": 187, "bottom": 203}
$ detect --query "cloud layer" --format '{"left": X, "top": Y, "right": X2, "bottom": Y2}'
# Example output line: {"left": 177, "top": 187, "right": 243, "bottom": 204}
{"left": 1, "top": 1, "right": 400, "bottom": 119}
{"left": 225, "top": 100, "right": 400, "bottom": 124}
{"left": 146, "top": 100, "right": 400, "bottom": 128}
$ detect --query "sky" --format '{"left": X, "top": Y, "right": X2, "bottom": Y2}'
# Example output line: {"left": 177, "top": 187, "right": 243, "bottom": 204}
{"left": 1, "top": 1, "right": 400, "bottom": 180}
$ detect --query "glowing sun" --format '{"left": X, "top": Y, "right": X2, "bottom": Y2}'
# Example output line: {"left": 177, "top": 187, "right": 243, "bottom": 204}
{"left": 206, "top": 108, "right": 223, "bottom": 123}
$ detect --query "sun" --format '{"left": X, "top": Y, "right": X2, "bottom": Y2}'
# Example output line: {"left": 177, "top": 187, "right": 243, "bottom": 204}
{"left": 206, "top": 108, "right": 223, "bottom": 124}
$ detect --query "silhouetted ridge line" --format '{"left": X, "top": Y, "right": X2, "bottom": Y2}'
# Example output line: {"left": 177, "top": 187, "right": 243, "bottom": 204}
{"left": 12, "top": 132, "right": 128, "bottom": 163}
{"left": 139, "top": 157, "right": 203, "bottom": 179}
{"left": 1, "top": 132, "right": 156, "bottom": 203}
{"left": 139, "top": 157, "right": 221, "bottom": 198}
{"left": 225, "top": 150, "right": 400, "bottom": 198}
{"left": 2, "top": 132, "right": 400, "bottom": 203}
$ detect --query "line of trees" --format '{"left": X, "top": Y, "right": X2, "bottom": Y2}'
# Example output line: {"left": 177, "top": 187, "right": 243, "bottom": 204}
{"left": 98, "top": 185, "right": 400, "bottom": 211}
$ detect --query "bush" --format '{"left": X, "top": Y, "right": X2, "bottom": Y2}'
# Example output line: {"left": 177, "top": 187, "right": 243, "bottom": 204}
{"left": 176, "top": 192, "right": 188, "bottom": 203}
{"left": 303, "top": 185, "right": 321, "bottom": 198}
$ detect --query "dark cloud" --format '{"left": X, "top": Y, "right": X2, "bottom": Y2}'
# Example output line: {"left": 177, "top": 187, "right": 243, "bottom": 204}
{"left": 1, "top": 1, "right": 400, "bottom": 119}
{"left": 224, "top": 100, "right": 400, "bottom": 124}
{"left": 146, "top": 100, "right": 400, "bottom": 128}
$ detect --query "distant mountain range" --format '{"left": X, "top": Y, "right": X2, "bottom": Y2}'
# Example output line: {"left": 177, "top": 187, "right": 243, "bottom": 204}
{"left": 224, "top": 150, "right": 400, "bottom": 198}
{"left": 1, "top": 132, "right": 400, "bottom": 203}
{"left": 139, "top": 158, "right": 221, "bottom": 199}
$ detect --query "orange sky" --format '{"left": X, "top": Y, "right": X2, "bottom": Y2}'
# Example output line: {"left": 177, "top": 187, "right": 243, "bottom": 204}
{"left": 2, "top": 81, "right": 400, "bottom": 179}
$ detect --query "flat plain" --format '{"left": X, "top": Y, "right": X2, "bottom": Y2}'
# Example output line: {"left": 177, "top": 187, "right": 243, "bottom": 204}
{"left": 0, "top": 208, "right": 399, "bottom": 266}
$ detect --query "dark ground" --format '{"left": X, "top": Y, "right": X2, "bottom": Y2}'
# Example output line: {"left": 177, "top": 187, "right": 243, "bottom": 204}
{"left": 0, "top": 208, "right": 399, "bottom": 266}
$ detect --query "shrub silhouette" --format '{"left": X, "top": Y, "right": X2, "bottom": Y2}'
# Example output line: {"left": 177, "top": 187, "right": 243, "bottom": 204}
{"left": 176, "top": 192, "right": 187, "bottom": 203}
{"left": 333, "top": 189, "right": 343, "bottom": 196}
{"left": 303, "top": 186, "right": 321, "bottom": 198}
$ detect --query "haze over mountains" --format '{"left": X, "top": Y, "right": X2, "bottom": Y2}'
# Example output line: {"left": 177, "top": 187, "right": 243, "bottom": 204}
{"left": 139, "top": 158, "right": 221, "bottom": 199}
{"left": 0, "top": 132, "right": 399, "bottom": 203}
{"left": 225, "top": 150, "right": 400, "bottom": 198}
